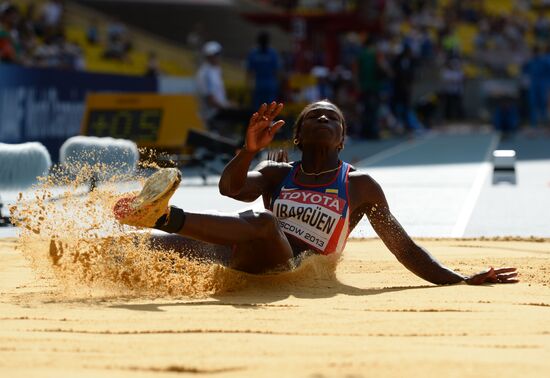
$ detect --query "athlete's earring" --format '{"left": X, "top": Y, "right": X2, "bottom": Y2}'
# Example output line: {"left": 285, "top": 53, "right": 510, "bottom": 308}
{"left": 293, "top": 138, "right": 300, "bottom": 145}
{"left": 338, "top": 143, "right": 344, "bottom": 151}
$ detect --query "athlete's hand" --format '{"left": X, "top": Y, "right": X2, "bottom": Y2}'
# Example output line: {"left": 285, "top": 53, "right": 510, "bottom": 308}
{"left": 244, "top": 102, "right": 285, "bottom": 153}
{"left": 267, "top": 148, "right": 289, "bottom": 163}
{"left": 465, "top": 266, "right": 518, "bottom": 285}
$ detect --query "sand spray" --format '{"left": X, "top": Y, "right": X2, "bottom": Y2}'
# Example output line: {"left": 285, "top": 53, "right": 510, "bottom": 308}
{"left": 10, "top": 153, "right": 340, "bottom": 299}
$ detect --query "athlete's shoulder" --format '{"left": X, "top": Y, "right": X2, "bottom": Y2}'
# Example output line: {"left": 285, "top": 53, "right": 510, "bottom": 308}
{"left": 348, "top": 170, "right": 385, "bottom": 203}
{"left": 349, "top": 172, "right": 380, "bottom": 187}
{"left": 341, "top": 160, "right": 356, "bottom": 171}
{"left": 348, "top": 168, "right": 376, "bottom": 183}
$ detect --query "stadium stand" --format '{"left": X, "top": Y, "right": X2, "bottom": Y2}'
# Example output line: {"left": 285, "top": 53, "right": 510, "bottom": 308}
{"left": 4, "top": 0, "right": 550, "bottom": 140}
{"left": 6, "top": 0, "right": 245, "bottom": 79}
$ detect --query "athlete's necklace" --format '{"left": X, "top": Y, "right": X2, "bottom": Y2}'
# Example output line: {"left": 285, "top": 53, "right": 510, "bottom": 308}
{"left": 300, "top": 161, "right": 342, "bottom": 176}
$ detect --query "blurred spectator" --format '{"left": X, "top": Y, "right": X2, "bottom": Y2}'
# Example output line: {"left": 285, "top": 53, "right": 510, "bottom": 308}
{"left": 145, "top": 51, "right": 160, "bottom": 77}
{"left": 103, "top": 34, "right": 127, "bottom": 60}
{"left": 332, "top": 66, "right": 361, "bottom": 136}
{"left": 196, "top": 41, "right": 228, "bottom": 122}
{"left": 440, "top": 57, "right": 465, "bottom": 121}
{"left": 524, "top": 46, "right": 549, "bottom": 130}
{"left": 0, "top": 2, "right": 19, "bottom": 63}
{"left": 324, "top": 0, "right": 345, "bottom": 13}
{"left": 418, "top": 27, "right": 434, "bottom": 60}
{"left": 474, "top": 18, "right": 490, "bottom": 51}
{"left": 246, "top": 31, "right": 281, "bottom": 109}
{"left": 534, "top": 11, "right": 550, "bottom": 44}
{"left": 104, "top": 19, "right": 131, "bottom": 61}
{"left": 300, "top": 65, "right": 333, "bottom": 103}
{"left": 60, "top": 38, "right": 85, "bottom": 70}
{"left": 339, "top": 32, "right": 361, "bottom": 70}
{"left": 34, "top": 33, "right": 61, "bottom": 67}
{"left": 483, "top": 79, "right": 520, "bottom": 137}
{"left": 86, "top": 18, "right": 99, "bottom": 45}
{"left": 36, "top": 0, "right": 64, "bottom": 38}
{"left": 441, "top": 26, "right": 460, "bottom": 58}
{"left": 355, "top": 36, "right": 381, "bottom": 139}
{"left": 414, "top": 93, "right": 438, "bottom": 130}
{"left": 196, "top": 41, "right": 250, "bottom": 139}
{"left": 107, "top": 18, "right": 125, "bottom": 41}
{"left": 392, "top": 44, "right": 417, "bottom": 134}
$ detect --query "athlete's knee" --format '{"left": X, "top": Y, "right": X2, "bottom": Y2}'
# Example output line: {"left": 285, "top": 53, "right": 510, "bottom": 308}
{"left": 242, "top": 210, "right": 280, "bottom": 238}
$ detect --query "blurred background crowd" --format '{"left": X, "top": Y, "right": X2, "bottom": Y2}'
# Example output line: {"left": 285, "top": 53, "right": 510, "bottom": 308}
{"left": 2, "top": 0, "right": 550, "bottom": 143}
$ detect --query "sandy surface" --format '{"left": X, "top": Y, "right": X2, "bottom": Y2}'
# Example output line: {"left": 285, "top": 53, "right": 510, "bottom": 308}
{"left": 1, "top": 237, "right": 550, "bottom": 377}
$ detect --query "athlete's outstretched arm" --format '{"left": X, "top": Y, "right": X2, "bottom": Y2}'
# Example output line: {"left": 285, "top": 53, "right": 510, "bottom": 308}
{"left": 356, "top": 175, "right": 517, "bottom": 285}
{"left": 219, "top": 102, "right": 286, "bottom": 202}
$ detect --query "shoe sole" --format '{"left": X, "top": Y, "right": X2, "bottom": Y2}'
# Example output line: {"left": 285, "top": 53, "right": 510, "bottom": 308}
{"left": 131, "top": 168, "right": 182, "bottom": 210}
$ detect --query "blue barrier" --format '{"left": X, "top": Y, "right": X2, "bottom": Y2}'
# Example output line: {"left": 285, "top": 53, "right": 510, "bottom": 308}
{"left": 0, "top": 65, "right": 157, "bottom": 161}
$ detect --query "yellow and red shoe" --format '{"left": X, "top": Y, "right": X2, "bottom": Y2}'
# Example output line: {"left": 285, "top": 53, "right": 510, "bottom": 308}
{"left": 114, "top": 168, "right": 181, "bottom": 228}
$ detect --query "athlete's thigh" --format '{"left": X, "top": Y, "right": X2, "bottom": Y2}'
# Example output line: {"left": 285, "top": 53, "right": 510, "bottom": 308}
{"left": 149, "top": 231, "right": 292, "bottom": 274}
{"left": 224, "top": 209, "right": 294, "bottom": 274}
{"left": 148, "top": 231, "right": 232, "bottom": 266}
{"left": 231, "top": 233, "right": 294, "bottom": 274}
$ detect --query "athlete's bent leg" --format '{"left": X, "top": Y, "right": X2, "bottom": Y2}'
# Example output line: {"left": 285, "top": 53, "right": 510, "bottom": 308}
{"left": 173, "top": 209, "right": 293, "bottom": 274}
{"left": 148, "top": 231, "right": 232, "bottom": 266}
{"left": 114, "top": 169, "right": 293, "bottom": 273}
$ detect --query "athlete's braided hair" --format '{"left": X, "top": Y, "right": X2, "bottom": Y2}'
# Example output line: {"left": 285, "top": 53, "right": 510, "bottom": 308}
{"left": 293, "top": 100, "right": 347, "bottom": 151}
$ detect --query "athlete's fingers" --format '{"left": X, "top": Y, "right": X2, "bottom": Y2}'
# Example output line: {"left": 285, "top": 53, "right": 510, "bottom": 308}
{"left": 249, "top": 112, "right": 259, "bottom": 126}
{"left": 269, "top": 102, "right": 284, "bottom": 118}
{"left": 270, "top": 120, "right": 285, "bottom": 133}
{"left": 268, "top": 101, "right": 279, "bottom": 118}
{"left": 486, "top": 276, "right": 499, "bottom": 283}
{"left": 498, "top": 278, "right": 519, "bottom": 283}
{"left": 493, "top": 267, "right": 517, "bottom": 274}
{"left": 257, "top": 103, "right": 268, "bottom": 117}
{"left": 267, "top": 101, "right": 277, "bottom": 114}
{"left": 497, "top": 272, "right": 518, "bottom": 280}
{"left": 268, "top": 101, "right": 278, "bottom": 117}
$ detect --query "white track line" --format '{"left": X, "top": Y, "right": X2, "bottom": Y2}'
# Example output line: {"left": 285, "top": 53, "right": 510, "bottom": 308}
{"left": 451, "top": 133, "right": 500, "bottom": 237}
{"left": 354, "top": 133, "right": 434, "bottom": 167}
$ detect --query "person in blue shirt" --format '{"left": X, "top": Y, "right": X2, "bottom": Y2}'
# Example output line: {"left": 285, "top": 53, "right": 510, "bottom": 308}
{"left": 246, "top": 31, "right": 281, "bottom": 110}
{"left": 525, "top": 46, "right": 549, "bottom": 130}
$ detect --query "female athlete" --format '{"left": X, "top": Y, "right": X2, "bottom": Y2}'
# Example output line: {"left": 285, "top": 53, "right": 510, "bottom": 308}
{"left": 114, "top": 100, "right": 518, "bottom": 285}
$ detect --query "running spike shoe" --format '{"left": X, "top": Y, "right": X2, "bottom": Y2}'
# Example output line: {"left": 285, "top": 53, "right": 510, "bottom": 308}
{"left": 113, "top": 168, "right": 181, "bottom": 227}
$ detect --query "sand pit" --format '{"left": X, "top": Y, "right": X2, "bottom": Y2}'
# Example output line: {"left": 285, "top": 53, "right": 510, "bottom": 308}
{"left": 1, "top": 236, "right": 549, "bottom": 377}
{"left": 1, "top": 165, "right": 549, "bottom": 376}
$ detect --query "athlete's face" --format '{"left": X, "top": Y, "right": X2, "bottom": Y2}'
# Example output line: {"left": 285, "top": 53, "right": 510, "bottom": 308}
{"left": 298, "top": 103, "right": 344, "bottom": 150}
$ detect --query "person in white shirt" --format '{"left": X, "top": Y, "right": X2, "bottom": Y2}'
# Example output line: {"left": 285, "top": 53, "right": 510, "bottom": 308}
{"left": 40, "top": 0, "right": 63, "bottom": 30}
{"left": 440, "top": 58, "right": 465, "bottom": 121}
{"left": 196, "top": 41, "right": 230, "bottom": 122}
{"left": 195, "top": 41, "right": 250, "bottom": 140}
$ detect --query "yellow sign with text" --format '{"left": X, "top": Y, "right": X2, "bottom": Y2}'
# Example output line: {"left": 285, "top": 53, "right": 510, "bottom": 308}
{"left": 81, "top": 93, "right": 204, "bottom": 150}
